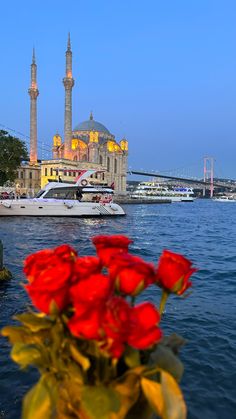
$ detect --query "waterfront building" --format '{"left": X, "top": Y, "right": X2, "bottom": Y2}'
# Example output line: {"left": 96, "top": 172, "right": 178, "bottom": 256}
{"left": 16, "top": 35, "right": 128, "bottom": 195}
{"left": 16, "top": 164, "right": 41, "bottom": 195}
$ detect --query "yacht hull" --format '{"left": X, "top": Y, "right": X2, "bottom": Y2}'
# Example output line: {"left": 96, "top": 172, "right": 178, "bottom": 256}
{"left": 0, "top": 199, "right": 125, "bottom": 217}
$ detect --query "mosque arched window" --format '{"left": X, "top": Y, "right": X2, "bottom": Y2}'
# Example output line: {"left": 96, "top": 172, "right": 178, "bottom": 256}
{"left": 107, "top": 157, "right": 110, "bottom": 172}
{"left": 99, "top": 155, "right": 103, "bottom": 165}
{"left": 114, "top": 159, "right": 117, "bottom": 174}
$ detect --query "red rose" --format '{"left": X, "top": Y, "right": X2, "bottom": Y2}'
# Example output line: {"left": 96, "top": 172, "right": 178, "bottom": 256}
{"left": 128, "top": 303, "right": 162, "bottom": 349}
{"left": 109, "top": 254, "right": 156, "bottom": 296}
{"left": 68, "top": 303, "right": 104, "bottom": 340}
{"left": 103, "top": 297, "right": 130, "bottom": 340}
{"left": 24, "top": 249, "right": 53, "bottom": 283}
{"left": 24, "top": 244, "right": 77, "bottom": 284}
{"left": 70, "top": 273, "right": 113, "bottom": 305}
{"left": 101, "top": 298, "right": 162, "bottom": 358}
{"left": 92, "top": 235, "right": 133, "bottom": 266}
{"left": 24, "top": 244, "right": 77, "bottom": 313}
{"left": 26, "top": 282, "right": 69, "bottom": 314}
{"left": 72, "top": 256, "right": 102, "bottom": 283}
{"left": 156, "top": 250, "right": 197, "bottom": 295}
{"left": 102, "top": 297, "right": 131, "bottom": 357}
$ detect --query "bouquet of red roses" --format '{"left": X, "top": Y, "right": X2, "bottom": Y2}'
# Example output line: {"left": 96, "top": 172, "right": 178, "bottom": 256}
{"left": 2, "top": 235, "right": 197, "bottom": 419}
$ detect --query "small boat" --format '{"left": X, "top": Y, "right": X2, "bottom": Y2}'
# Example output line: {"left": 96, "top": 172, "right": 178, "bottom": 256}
{"left": 213, "top": 195, "right": 236, "bottom": 202}
{"left": 130, "top": 182, "right": 196, "bottom": 202}
{"left": 0, "top": 170, "right": 125, "bottom": 217}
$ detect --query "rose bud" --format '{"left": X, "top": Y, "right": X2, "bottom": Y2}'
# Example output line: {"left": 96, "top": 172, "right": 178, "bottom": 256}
{"left": 156, "top": 250, "right": 197, "bottom": 295}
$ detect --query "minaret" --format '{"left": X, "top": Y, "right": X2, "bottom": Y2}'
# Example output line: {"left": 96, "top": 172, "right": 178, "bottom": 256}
{"left": 63, "top": 33, "right": 74, "bottom": 159}
{"left": 28, "top": 48, "right": 39, "bottom": 164}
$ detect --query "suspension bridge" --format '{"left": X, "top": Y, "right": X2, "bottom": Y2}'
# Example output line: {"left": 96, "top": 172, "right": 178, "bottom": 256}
{"left": 128, "top": 158, "right": 236, "bottom": 197}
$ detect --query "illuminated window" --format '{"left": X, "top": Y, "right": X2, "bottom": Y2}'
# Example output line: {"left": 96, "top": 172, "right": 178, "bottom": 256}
{"left": 120, "top": 140, "right": 128, "bottom": 151}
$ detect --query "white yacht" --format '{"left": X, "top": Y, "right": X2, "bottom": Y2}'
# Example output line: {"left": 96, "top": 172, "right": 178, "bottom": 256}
{"left": 130, "top": 182, "right": 196, "bottom": 202}
{"left": 213, "top": 195, "right": 236, "bottom": 202}
{"left": 0, "top": 170, "right": 125, "bottom": 217}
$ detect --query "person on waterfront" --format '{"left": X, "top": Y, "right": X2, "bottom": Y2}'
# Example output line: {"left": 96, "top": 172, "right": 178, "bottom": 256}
{"left": 76, "top": 188, "right": 83, "bottom": 201}
{"left": 15, "top": 183, "right": 21, "bottom": 199}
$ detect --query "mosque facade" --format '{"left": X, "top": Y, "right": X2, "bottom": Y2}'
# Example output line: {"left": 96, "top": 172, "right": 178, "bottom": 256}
{"left": 19, "top": 35, "right": 128, "bottom": 194}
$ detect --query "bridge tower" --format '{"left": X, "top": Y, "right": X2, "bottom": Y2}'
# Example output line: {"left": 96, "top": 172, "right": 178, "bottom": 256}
{"left": 203, "top": 157, "right": 214, "bottom": 198}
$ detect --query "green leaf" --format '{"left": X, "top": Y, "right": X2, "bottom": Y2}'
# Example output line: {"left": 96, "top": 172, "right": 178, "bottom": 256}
{"left": 141, "top": 370, "right": 187, "bottom": 419}
{"left": 149, "top": 344, "right": 184, "bottom": 382}
{"left": 141, "top": 377, "right": 163, "bottom": 417}
{"left": 11, "top": 342, "right": 44, "bottom": 368}
{"left": 15, "top": 312, "right": 53, "bottom": 332}
{"left": 49, "top": 300, "right": 60, "bottom": 316}
{"left": 161, "top": 370, "right": 187, "bottom": 419}
{"left": 112, "top": 371, "right": 141, "bottom": 418}
{"left": 58, "top": 377, "right": 82, "bottom": 416}
{"left": 66, "top": 362, "right": 84, "bottom": 385}
{"left": 2, "top": 325, "right": 32, "bottom": 344}
{"left": 124, "top": 346, "right": 140, "bottom": 368}
{"left": 69, "top": 343, "right": 91, "bottom": 371}
{"left": 80, "top": 386, "right": 120, "bottom": 419}
{"left": 22, "top": 375, "right": 53, "bottom": 419}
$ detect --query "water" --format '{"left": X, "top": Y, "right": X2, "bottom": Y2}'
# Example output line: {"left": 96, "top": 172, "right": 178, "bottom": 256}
{"left": 0, "top": 200, "right": 236, "bottom": 418}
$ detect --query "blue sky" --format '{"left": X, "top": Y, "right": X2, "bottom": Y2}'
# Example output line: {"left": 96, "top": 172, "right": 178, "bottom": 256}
{"left": 0, "top": 0, "right": 236, "bottom": 178}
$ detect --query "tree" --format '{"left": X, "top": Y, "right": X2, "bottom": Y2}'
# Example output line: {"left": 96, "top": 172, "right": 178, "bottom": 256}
{"left": 0, "top": 130, "right": 29, "bottom": 185}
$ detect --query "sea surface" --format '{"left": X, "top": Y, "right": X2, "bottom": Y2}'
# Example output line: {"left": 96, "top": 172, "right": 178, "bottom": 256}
{"left": 0, "top": 200, "right": 235, "bottom": 419}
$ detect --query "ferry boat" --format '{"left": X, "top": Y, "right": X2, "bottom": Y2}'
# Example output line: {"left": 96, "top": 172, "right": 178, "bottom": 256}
{"left": 0, "top": 170, "right": 125, "bottom": 217}
{"left": 130, "top": 182, "right": 196, "bottom": 202}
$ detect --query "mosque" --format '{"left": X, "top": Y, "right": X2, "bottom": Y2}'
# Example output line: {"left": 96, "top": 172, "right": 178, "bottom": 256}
{"left": 16, "top": 35, "right": 128, "bottom": 194}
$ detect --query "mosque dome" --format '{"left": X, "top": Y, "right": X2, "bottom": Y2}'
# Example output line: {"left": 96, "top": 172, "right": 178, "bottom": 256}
{"left": 73, "top": 112, "right": 110, "bottom": 134}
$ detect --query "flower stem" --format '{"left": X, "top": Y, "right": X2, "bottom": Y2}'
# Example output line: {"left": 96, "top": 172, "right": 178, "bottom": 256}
{"left": 159, "top": 290, "right": 169, "bottom": 317}
{"left": 131, "top": 296, "right": 135, "bottom": 307}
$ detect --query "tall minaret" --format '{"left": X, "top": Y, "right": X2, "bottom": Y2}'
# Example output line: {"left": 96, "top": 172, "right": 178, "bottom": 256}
{"left": 28, "top": 48, "right": 39, "bottom": 164}
{"left": 63, "top": 33, "right": 74, "bottom": 159}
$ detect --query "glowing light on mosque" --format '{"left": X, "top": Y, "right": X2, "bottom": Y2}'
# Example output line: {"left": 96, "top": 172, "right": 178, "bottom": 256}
{"left": 89, "top": 131, "right": 99, "bottom": 143}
